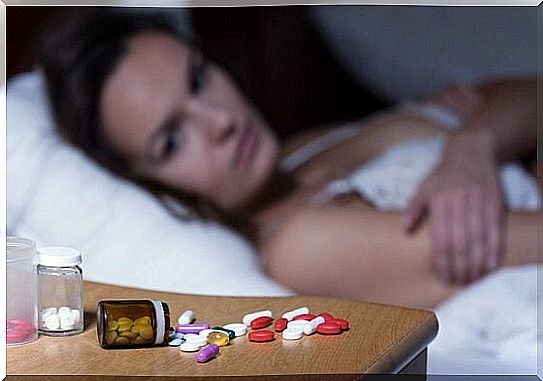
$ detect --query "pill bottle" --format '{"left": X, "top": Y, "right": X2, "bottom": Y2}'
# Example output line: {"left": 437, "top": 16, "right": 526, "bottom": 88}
{"left": 96, "top": 300, "right": 170, "bottom": 348}
{"left": 37, "top": 247, "right": 84, "bottom": 336}
{"left": 6, "top": 237, "right": 38, "bottom": 345}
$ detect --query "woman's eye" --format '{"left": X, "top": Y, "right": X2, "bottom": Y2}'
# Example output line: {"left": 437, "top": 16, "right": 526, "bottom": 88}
{"left": 190, "top": 56, "right": 208, "bottom": 94}
{"left": 161, "top": 126, "right": 182, "bottom": 161}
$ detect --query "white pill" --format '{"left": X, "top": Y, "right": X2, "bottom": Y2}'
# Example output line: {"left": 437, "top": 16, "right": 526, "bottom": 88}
{"left": 198, "top": 329, "right": 214, "bottom": 338}
{"left": 242, "top": 310, "right": 272, "bottom": 326}
{"left": 304, "top": 316, "right": 325, "bottom": 335}
{"left": 179, "top": 342, "right": 202, "bottom": 352}
{"left": 168, "top": 338, "right": 183, "bottom": 346}
{"left": 174, "top": 332, "right": 185, "bottom": 340}
{"left": 44, "top": 314, "right": 61, "bottom": 330}
{"left": 71, "top": 309, "right": 81, "bottom": 324}
{"left": 282, "top": 328, "right": 304, "bottom": 341}
{"left": 222, "top": 323, "right": 247, "bottom": 337}
{"left": 184, "top": 334, "right": 207, "bottom": 347}
{"left": 58, "top": 306, "right": 72, "bottom": 320}
{"left": 60, "top": 316, "right": 76, "bottom": 330}
{"left": 282, "top": 307, "right": 309, "bottom": 321}
{"left": 177, "top": 310, "right": 194, "bottom": 325}
{"left": 41, "top": 307, "right": 58, "bottom": 321}
{"left": 287, "top": 320, "right": 309, "bottom": 330}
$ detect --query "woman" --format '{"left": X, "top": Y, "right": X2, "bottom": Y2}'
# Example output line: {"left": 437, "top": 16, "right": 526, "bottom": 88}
{"left": 39, "top": 9, "right": 539, "bottom": 308}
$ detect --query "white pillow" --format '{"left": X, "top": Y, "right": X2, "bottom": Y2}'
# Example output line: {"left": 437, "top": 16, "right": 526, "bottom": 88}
{"left": 7, "top": 71, "right": 292, "bottom": 297}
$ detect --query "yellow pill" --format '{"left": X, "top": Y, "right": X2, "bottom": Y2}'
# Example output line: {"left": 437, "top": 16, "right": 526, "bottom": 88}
{"left": 206, "top": 331, "right": 229, "bottom": 347}
{"left": 131, "top": 326, "right": 141, "bottom": 334}
{"left": 114, "top": 337, "right": 130, "bottom": 345}
{"left": 117, "top": 323, "right": 133, "bottom": 333}
{"left": 120, "top": 331, "right": 138, "bottom": 339}
{"left": 139, "top": 326, "right": 154, "bottom": 340}
{"left": 105, "top": 331, "right": 118, "bottom": 344}
{"left": 118, "top": 317, "right": 133, "bottom": 325}
{"left": 107, "top": 320, "right": 119, "bottom": 332}
{"left": 134, "top": 316, "right": 151, "bottom": 326}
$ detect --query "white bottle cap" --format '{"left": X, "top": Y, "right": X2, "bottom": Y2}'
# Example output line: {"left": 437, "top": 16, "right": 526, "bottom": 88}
{"left": 37, "top": 247, "right": 82, "bottom": 267}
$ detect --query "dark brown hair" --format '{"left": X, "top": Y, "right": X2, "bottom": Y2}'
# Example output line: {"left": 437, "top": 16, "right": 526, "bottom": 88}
{"left": 38, "top": 8, "right": 252, "bottom": 236}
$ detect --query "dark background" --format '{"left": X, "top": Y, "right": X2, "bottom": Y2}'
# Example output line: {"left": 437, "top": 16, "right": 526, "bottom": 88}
{"left": 7, "top": 6, "right": 388, "bottom": 138}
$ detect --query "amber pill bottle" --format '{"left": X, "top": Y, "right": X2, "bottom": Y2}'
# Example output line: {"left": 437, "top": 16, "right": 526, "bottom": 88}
{"left": 96, "top": 300, "right": 170, "bottom": 349}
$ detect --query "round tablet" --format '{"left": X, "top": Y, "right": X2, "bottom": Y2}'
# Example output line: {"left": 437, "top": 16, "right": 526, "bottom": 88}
{"left": 222, "top": 323, "right": 247, "bottom": 337}
{"left": 248, "top": 330, "right": 274, "bottom": 342}
{"left": 316, "top": 322, "right": 342, "bottom": 335}
{"left": 282, "top": 328, "right": 303, "bottom": 341}
{"left": 179, "top": 342, "right": 202, "bottom": 352}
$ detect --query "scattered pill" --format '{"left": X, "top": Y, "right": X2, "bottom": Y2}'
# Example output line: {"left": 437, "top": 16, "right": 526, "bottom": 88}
{"left": 274, "top": 318, "right": 288, "bottom": 332}
{"left": 328, "top": 318, "right": 349, "bottom": 331}
{"left": 293, "top": 313, "right": 317, "bottom": 321}
{"left": 248, "top": 330, "right": 275, "bottom": 342}
{"left": 196, "top": 343, "right": 220, "bottom": 363}
{"left": 281, "top": 307, "right": 309, "bottom": 321}
{"left": 168, "top": 338, "right": 183, "bottom": 346}
{"left": 207, "top": 331, "right": 229, "bottom": 347}
{"left": 242, "top": 310, "right": 272, "bottom": 326}
{"left": 318, "top": 312, "right": 334, "bottom": 321}
{"left": 250, "top": 316, "right": 273, "bottom": 329}
{"left": 282, "top": 328, "right": 304, "bottom": 341}
{"left": 178, "top": 310, "right": 194, "bottom": 325}
{"left": 303, "top": 316, "right": 325, "bottom": 335}
{"left": 179, "top": 342, "right": 202, "bottom": 352}
{"left": 316, "top": 322, "right": 342, "bottom": 335}
{"left": 222, "top": 323, "right": 247, "bottom": 337}
{"left": 287, "top": 320, "right": 309, "bottom": 330}
{"left": 174, "top": 332, "right": 185, "bottom": 340}
{"left": 184, "top": 334, "right": 208, "bottom": 347}
{"left": 175, "top": 323, "right": 210, "bottom": 334}
{"left": 212, "top": 326, "right": 235, "bottom": 340}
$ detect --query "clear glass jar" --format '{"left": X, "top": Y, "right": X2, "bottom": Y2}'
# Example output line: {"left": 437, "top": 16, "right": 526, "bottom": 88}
{"left": 37, "top": 247, "right": 84, "bottom": 336}
{"left": 6, "top": 237, "right": 38, "bottom": 345}
{"left": 96, "top": 299, "right": 170, "bottom": 349}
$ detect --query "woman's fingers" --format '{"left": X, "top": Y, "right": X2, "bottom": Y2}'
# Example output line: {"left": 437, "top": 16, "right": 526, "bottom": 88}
{"left": 483, "top": 193, "right": 504, "bottom": 274}
{"left": 466, "top": 189, "right": 485, "bottom": 282}
{"left": 430, "top": 194, "right": 451, "bottom": 282}
{"left": 454, "top": 191, "right": 472, "bottom": 284}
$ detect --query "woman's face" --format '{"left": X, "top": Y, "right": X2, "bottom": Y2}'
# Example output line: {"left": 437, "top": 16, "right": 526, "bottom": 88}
{"left": 100, "top": 32, "right": 280, "bottom": 212}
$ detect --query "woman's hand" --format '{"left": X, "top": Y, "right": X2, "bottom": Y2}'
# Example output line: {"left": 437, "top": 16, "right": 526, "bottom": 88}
{"left": 402, "top": 128, "right": 504, "bottom": 284}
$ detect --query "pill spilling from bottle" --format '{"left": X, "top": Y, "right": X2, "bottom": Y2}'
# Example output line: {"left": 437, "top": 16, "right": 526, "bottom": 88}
{"left": 165, "top": 306, "right": 350, "bottom": 363}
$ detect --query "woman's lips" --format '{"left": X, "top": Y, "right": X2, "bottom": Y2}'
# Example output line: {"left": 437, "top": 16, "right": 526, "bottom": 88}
{"left": 235, "top": 125, "right": 257, "bottom": 168}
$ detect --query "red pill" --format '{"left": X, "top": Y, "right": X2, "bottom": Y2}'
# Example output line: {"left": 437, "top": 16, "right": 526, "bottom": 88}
{"left": 274, "top": 318, "right": 288, "bottom": 332}
{"left": 250, "top": 316, "right": 273, "bottom": 329}
{"left": 248, "top": 329, "right": 275, "bottom": 342}
{"left": 316, "top": 322, "right": 342, "bottom": 335}
{"left": 318, "top": 312, "right": 334, "bottom": 321}
{"left": 292, "top": 314, "right": 317, "bottom": 321}
{"left": 328, "top": 318, "right": 349, "bottom": 330}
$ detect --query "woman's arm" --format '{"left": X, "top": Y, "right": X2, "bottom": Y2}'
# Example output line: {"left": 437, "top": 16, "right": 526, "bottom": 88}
{"left": 262, "top": 205, "right": 540, "bottom": 309}
{"left": 403, "top": 77, "right": 538, "bottom": 285}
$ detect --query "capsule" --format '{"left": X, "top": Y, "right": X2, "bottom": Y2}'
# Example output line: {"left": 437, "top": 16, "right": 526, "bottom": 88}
{"left": 212, "top": 326, "right": 235, "bottom": 340}
{"left": 274, "top": 318, "right": 288, "bottom": 332}
{"left": 281, "top": 307, "right": 309, "bottom": 321}
{"left": 242, "top": 310, "right": 272, "bottom": 326}
{"left": 206, "top": 331, "right": 229, "bottom": 347}
{"left": 196, "top": 343, "right": 220, "bottom": 363}
{"left": 175, "top": 323, "right": 210, "bottom": 334}
{"left": 316, "top": 322, "right": 342, "bottom": 335}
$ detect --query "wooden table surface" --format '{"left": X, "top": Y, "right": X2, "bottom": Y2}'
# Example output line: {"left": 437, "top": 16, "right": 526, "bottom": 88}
{"left": 7, "top": 282, "right": 438, "bottom": 380}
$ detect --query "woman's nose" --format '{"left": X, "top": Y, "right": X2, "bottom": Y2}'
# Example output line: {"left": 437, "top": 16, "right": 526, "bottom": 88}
{"left": 189, "top": 100, "right": 236, "bottom": 143}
